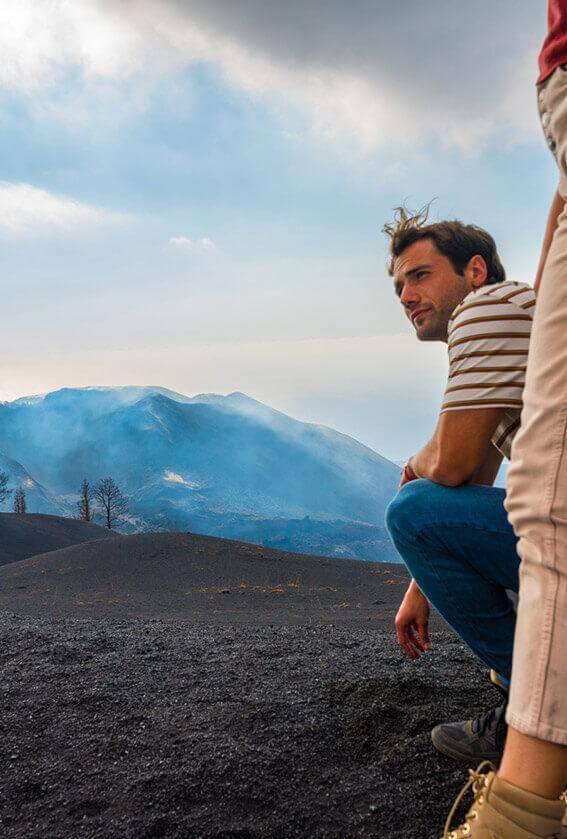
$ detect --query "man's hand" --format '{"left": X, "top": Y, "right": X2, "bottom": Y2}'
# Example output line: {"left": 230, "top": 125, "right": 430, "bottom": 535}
{"left": 398, "top": 459, "right": 418, "bottom": 488}
{"left": 395, "top": 579, "right": 431, "bottom": 660}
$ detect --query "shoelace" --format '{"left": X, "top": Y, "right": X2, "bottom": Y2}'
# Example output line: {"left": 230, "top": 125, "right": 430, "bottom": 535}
{"left": 471, "top": 702, "right": 505, "bottom": 737}
{"left": 444, "top": 761, "right": 495, "bottom": 839}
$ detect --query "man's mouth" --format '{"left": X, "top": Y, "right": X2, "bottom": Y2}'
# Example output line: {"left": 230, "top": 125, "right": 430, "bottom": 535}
{"left": 411, "top": 308, "right": 430, "bottom": 324}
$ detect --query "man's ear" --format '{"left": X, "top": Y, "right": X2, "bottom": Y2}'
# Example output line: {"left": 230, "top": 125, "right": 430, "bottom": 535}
{"left": 466, "top": 254, "right": 488, "bottom": 289}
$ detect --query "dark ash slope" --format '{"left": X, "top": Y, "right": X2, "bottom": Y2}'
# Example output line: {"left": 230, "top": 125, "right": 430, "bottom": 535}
{"left": 0, "top": 533, "right": 496, "bottom": 838}
{"left": 0, "top": 532, "right": 410, "bottom": 625}
{"left": 0, "top": 513, "right": 114, "bottom": 567}
{"left": 0, "top": 616, "right": 498, "bottom": 839}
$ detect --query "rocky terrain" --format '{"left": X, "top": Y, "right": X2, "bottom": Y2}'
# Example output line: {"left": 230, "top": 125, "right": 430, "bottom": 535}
{"left": 0, "top": 525, "right": 500, "bottom": 838}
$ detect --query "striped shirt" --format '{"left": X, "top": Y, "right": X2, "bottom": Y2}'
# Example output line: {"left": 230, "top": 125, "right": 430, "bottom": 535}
{"left": 441, "top": 280, "right": 536, "bottom": 459}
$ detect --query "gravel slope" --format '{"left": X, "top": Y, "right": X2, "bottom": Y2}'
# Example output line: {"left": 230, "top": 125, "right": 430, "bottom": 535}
{"left": 0, "top": 514, "right": 114, "bottom": 567}
{"left": 0, "top": 532, "right": 410, "bottom": 625}
{"left": 0, "top": 614, "right": 499, "bottom": 839}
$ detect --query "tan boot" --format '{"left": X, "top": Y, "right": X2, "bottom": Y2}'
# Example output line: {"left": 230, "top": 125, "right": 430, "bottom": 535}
{"left": 442, "top": 761, "right": 566, "bottom": 838}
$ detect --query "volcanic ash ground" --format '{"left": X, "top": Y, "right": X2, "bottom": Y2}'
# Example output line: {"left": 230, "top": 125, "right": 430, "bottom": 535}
{"left": 0, "top": 529, "right": 500, "bottom": 838}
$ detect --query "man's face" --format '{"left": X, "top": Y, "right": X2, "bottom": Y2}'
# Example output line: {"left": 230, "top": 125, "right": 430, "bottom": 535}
{"left": 393, "top": 238, "right": 475, "bottom": 342}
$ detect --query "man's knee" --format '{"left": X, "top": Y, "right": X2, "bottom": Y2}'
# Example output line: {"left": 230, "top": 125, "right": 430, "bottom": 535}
{"left": 385, "top": 479, "right": 437, "bottom": 545}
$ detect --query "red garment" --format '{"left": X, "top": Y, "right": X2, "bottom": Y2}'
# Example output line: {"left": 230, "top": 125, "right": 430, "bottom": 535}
{"left": 538, "top": 0, "right": 567, "bottom": 84}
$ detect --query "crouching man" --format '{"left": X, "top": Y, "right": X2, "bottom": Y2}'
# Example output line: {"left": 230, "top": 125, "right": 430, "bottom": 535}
{"left": 383, "top": 207, "right": 535, "bottom": 766}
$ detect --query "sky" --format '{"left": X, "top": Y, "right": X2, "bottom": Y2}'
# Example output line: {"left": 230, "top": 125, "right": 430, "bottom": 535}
{"left": 0, "top": 0, "right": 557, "bottom": 460}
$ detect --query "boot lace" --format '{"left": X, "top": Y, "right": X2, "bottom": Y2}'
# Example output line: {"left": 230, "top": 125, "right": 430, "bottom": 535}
{"left": 444, "top": 761, "right": 495, "bottom": 839}
{"left": 471, "top": 702, "right": 505, "bottom": 737}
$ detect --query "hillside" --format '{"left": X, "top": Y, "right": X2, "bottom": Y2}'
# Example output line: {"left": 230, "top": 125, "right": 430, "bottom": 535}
{"left": 0, "top": 387, "right": 401, "bottom": 561}
{"left": 0, "top": 513, "right": 115, "bottom": 566}
{"left": 0, "top": 453, "right": 61, "bottom": 515}
{"left": 0, "top": 533, "right": 498, "bottom": 839}
{"left": 0, "top": 531, "right": 408, "bottom": 623}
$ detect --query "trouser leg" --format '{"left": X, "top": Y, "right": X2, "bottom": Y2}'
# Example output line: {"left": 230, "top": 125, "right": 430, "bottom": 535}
{"left": 505, "top": 68, "right": 567, "bottom": 747}
{"left": 386, "top": 480, "right": 520, "bottom": 679}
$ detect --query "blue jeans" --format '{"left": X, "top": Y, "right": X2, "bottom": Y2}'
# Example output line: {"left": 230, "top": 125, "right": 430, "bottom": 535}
{"left": 385, "top": 480, "right": 520, "bottom": 682}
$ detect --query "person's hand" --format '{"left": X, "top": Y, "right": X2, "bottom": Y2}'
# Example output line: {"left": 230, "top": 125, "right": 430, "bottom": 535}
{"left": 395, "top": 580, "right": 431, "bottom": 660}
{"left": 399, "top": 459, "right": 418, "bottom": 489}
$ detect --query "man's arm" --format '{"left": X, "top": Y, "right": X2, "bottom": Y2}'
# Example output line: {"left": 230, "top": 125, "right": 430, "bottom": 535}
{"left": 470, "top": 443, "right": 503, "bottom": 486}
{"left": 395, "top": 578, "right": 430, "bottom": 660}
{"left": 408, "top": 407, "right": 507, "bottom": 487}
{"left": 534, "top": 188, "right": 566, "bottom": 294}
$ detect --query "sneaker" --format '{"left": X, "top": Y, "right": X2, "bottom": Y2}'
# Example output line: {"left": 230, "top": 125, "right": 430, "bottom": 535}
{"left": 431, "top": 701, "right": 507, "bottom": 764}
{"left": 442, "top": 761, "right": 566, "bottom": 838}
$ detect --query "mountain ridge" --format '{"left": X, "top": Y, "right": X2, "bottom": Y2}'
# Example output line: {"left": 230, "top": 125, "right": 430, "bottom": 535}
{"left": 0, "top": 387, "right": 401, "bottom": 562}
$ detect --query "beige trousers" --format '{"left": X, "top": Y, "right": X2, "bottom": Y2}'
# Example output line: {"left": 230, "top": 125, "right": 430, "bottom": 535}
{"left": 505, "top": 65, "right": 567, "bottom": 745}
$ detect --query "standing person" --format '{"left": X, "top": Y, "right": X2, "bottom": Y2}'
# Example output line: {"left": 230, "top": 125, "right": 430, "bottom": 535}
{"left": 441, "top": 3, "right": 567, "bottom": 837}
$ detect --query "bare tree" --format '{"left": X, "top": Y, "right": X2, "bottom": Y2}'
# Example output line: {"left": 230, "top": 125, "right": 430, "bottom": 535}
{"left": 93, "top": 477, "right": 128, "bottom": 530}
{"left": 0, "top": 471, "right": 12, "bottom": 505}
{"left": 76, "top": 479, "right": 94, "bottom": 522}
{"left": 13, "top": 488, "right": 27, "bottom": 514}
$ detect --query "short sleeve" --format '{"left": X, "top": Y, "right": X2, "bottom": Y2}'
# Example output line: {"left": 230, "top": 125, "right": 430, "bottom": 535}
{"left": 441, "top": 294, "right": 533, "bottom": 413}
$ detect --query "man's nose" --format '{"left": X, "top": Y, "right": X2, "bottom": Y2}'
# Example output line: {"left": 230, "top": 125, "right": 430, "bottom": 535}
{"left": 400, "top": 285, "right": 420, "bottom": 309}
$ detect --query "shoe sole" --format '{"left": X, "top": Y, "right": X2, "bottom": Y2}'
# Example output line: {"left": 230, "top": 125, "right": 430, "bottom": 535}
{"left": 431, "top": 728, "right": 502, "bottom": 765}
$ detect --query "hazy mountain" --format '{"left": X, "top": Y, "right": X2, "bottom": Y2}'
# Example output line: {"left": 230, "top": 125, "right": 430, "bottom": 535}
{"left": 0, "top": 387, "right": 401, "bottom": 561}
{"left": 0, "top": 452, "right": 61, "bottom": 515}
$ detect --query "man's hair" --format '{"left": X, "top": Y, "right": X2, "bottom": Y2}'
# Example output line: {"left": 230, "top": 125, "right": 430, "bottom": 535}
{"left": 383, "top": 204, "right": 506, "bottom": 285}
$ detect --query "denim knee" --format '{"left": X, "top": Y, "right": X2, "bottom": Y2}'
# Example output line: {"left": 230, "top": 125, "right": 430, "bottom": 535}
{"left": 385, "top": 479, "right": 438, "bottom": 545}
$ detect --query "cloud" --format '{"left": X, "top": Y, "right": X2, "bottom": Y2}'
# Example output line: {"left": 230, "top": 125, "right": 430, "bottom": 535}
{"left": 168, "top": 235, "right": 217, "bottom": 252}
{"left": 0, "top": 182, "right": 127, "bottom": 234}
{"left": 0, "top": 1, "right": 184, "bottom": 129}
{"left": 158, "top": 0, "right": 544, "bottom": 154}
{"left": 0, "top": 1, "right": 546, "bottom": 153}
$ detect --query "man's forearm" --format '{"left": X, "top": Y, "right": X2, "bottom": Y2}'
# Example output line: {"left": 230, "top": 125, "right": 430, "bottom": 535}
{"left": 534, "top": 188, "right": 566, "bottom": 294}
{"left": 409, "top": 438, "right": 502, "bottom": 487}
{"left": 407, "top": 409, "right": 508, "bottom": 487}
{"left": 470, "top": 444, "right": 503, "bottom": 486}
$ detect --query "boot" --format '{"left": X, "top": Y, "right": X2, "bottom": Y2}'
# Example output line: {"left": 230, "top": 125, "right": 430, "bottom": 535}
{"left": 442, "top": 761, "right": 566, "bottom": 838}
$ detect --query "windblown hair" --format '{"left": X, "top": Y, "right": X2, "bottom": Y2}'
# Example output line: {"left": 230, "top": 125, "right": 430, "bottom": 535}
{"left": 383, "top": 204, "right": 505, "bottom": 285}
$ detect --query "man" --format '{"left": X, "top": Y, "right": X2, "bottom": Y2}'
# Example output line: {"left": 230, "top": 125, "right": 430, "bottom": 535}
{"left": 383, "top": 207, "right": 535, "bottom": 766}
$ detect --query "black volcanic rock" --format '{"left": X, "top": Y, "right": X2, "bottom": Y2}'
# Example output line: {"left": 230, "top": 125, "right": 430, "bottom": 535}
{"left": 0, "top": 617, "right": 497, "bottom": 838}
{"left": 0, "top": 513, "right": 115, "bottom": 567}
{"left": 0, "top": 534, "right": 496, "bottom": 838}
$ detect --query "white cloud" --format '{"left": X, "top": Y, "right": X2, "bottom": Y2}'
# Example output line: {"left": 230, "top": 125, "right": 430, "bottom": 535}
{"left": 168, "top": 235, "right": 217, "bottom": 252}
{"left": 0, "top": 2, "right": 154, "bottom": 91}
{"left": 0, "top": 182, "right": 127, "bottom": 235}
{"left": 0, "top": 0, "right": 546, "bottom": 153}
{"left": 0, "top": 1, "right": 186, "bottom": 129}
{"left": 168, "top": 236, "right": 193, "bottom": 249}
